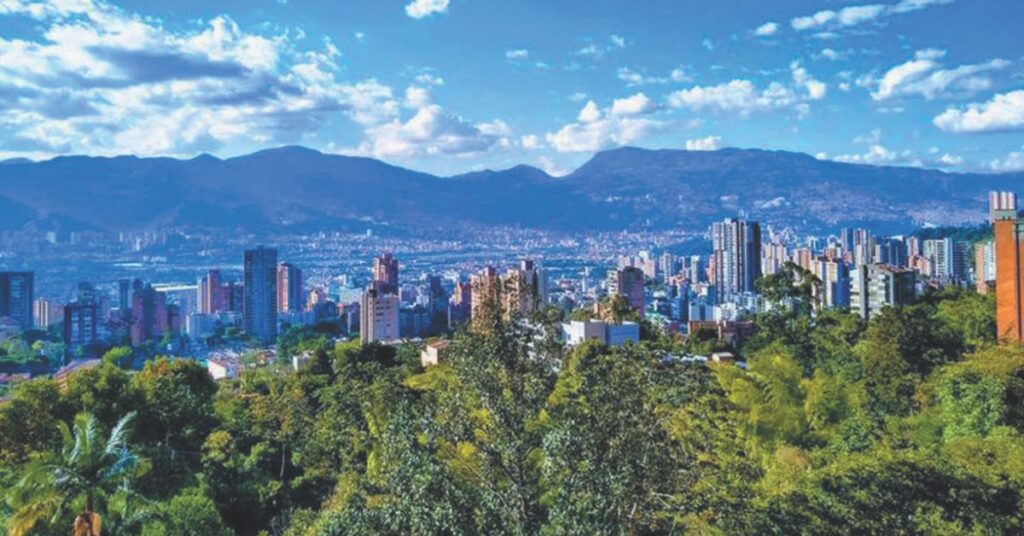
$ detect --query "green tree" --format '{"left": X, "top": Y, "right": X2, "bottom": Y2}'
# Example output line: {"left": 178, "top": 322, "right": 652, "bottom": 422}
{"left": 5, "top": 412, "right": 144, "bottom": 536}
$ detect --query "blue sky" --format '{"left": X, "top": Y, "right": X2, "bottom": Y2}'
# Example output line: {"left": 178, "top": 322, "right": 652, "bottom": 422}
{"left": 0, "top": 0, "right": 1022, "bottom": 176}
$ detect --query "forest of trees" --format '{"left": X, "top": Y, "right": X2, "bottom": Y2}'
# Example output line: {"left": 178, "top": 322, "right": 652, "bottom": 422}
{"left": 2, "top": 286, "right": 1023, "bottom": 535}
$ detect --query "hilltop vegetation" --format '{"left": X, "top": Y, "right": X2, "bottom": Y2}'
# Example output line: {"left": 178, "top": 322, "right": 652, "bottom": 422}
{"left": 2, "top": 288, "right": 1023, "bottom": 534}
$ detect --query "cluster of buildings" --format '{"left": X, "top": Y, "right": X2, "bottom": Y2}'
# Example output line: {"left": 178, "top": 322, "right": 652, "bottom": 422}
{"left": 11, "top": 190, "right": 1024, "bottom": 382}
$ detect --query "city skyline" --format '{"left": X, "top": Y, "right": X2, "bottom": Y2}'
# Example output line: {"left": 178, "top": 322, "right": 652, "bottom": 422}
{"left": 0, "top": 0, "right": 1021, "bottom": 176}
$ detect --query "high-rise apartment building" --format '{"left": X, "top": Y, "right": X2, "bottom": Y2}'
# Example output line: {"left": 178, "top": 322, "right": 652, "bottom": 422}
{"left": 117, "top": 279, "right": 131, "bottom": 311}
{"left": 923, "top": 238, "right": 967, "bottom": 281}
{"left": 875, "top": 238, "right": 908, "bottom": 268}
{"left": 811, "top": 258, "right": 851, "bottom": 309}
{"left": 975, "top": 240, "right": 996, "bottom": 294}
{"left": 277, "top": 262, "right": 303, "bottom": 313}
{"left": 470, "top": 266, "right": 502, "bottom": 327}
{"left": 33, "top": 298, "right": 63, "bottom": 328}
{"left": 853, "top": 229, "right": 873, "bottom": 266}
{"left": 607, "top": 266, "right": 645, "bottom": 315}
{"left": 502, "top": 260, "right": 547, "bottom": 318}
{"left": 0, "top": 272, "right": 33, "bottom": 330}
{"left": 244, "top": 246, "right": 278, "bottom": 342}
{"left": 850, "top": 264, "right": 916, "bottom": 320}
{"left": 198, "top": 269, "right": 223, "bottom": 314}
{"left": 710, "top": 218, "right": 762, "bottom": 298}
{"left": 64, "top": 302, "right": 98, "bottom": 358}
{"left": 130, "top": 283, "right": 180, "bottom": 345}
{"left": 372, "top": 253, "right": 400, "bottom": 294}
{"left": 360, "top": 287, "right": 400, "bottom": 343}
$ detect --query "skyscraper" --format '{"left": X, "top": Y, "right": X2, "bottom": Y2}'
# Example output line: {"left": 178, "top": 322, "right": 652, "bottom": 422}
{"left": 923, "top": 238, "right": 967, "bottom": 282}
{"left": 198, "top": 269, "right": 223, "bottom": 314}
{"left": 710, "top": 218, "right": 762, "bottom": 298}
{"left": 850, "top": 264, "right": 916, "bottom": 320}
{"left": 118, "top": 279, "right": 131, "bottom": 311}
{"left": 33, "top": 298, "right": 63, "bottom": 328}
{"left": 64, "top": 302, "right": 98, "bottom": 359}
{"left": 470, "top": 266, "right": 502, "bottom": 329}
{"left": 372, "top": 253, "right": 400, "bottom": 294}
{"left": 976, "top": 240, "right": 996, "bottom": 294}
{"left": 502, "top": 260, "right": 547, "bottom": 318}
{"left": 607, "top": 266, "right": 645, "bottom": 315}
{"left": 277, "top": 262, "right": 303, "bottom": 313}
{"left": 244, "top": 246, "right": 278, "bottom": 342}
{"left": 130, "top": 283, "right": 180, "bottom": 345}
{"left": 0, "top": 272, "right": 33, "bottom": 330}
{"left": 360, "top": 287, "right": 400, "bottom": 343}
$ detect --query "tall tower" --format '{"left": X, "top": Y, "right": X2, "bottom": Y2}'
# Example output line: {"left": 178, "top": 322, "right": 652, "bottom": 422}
{"left": 710, "top": 218, "right": 762, "bottom": 298}
{"left": 277, "top": 262, "right": 303, "bottom": 313}
{"left": 372, "top": 253, "right": 400, "bottom": 295}
{"left": 0, "top": 272, "right": 34, "bottom": 330}
{"left": 244, "top": 246, "right": 278, "bottom": 342}
{"left": 198, "top": 269, "right": 223, "bottom": 314}
{"left": 607, "top": 266, "right": 646, "bottom": 315}
{"left": 993, "top": 192, "right": 1024, "bottom": 342}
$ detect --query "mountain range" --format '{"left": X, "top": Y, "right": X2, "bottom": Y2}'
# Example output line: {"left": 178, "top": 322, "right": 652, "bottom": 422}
{"left": 0, "top": 145, "right": 1020, "bottom": 237}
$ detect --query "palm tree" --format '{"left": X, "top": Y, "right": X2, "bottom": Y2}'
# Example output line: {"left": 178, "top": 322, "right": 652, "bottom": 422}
{"left": 6, "top": 412, "right": 143, "bottom": 536}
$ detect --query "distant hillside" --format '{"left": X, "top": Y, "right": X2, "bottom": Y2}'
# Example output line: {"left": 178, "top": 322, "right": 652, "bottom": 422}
{"left": 0, "top": 145, "right": 1020, "bottom": 236}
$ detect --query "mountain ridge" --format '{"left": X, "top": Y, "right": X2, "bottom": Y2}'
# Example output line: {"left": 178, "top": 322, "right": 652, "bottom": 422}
{"left": 0, "top": 145, "right": 1020, "bottom": 236}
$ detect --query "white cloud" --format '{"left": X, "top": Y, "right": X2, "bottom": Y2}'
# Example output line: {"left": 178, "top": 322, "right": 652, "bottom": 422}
{"left": 833, "top": 144, "right": 921, "bottom": 167}
{"left": 871, "top": 49, "right": 1009, "bottom": 101}
{"left": 670, "top": 68, "right": 690, "bottom": 83}
{"left": 754, "top": 22, "right": 779, "bottom": 36}
{"left": 853, "top": 128, "right": 882, "bottom": 145}
{"left": 0, "top": 0, "right": 509, "bottom": 162}
{"left": 990, "top": 147, "right": 1024, "bottom": 172}
{"left": 505, "top": 49, "right": 529, "bottom": 61}
{"left": 520, "top": 134, "right": 542, "bottom": 150}
{"left": 790, "top": 0, "right": 952, "bottom": 32}
{"left": 610, "top": 93, "right": 657, "bottom": 116}
{"left": 546, "top": 98, "right": 666, "bottom": 153}
{"left": 934, "top": 90, "right": 1024, "bottom": 133}
{"left": 701, "top": 38, "right": 714, "bottom": 51}
{"left": 666, "top": 79, "right": 807, "bottom": 116}
{"left": 819, "top": 48, "right": 842, "bottom": 61}
{"left": 537, "top": 156, "right": 571, "bottom": 177}
{"left": 685, "top": 135, "right": 723, "bottom": 151}
{"left": 567, "top": 92, "right": 588, "bottom": 102}
{"left": 361, "top": 103, "right": 511, "bottom": 158}
{"left": 790, "top": 61, "right": 827, "bottom": 100}
{"left": 405, "top": 0, "right": 449, "bottom": 19}
{"left": 575, "top": 35, "right": 628, "bottom": 60}
{"left": 938, "top": 153, "right": 963, "bottom": 166}
{"left": 577, "top": 100, "right": 602, "bottom": 123}
{"left": 617, "top": 67, "right": 672, "bottom": 86}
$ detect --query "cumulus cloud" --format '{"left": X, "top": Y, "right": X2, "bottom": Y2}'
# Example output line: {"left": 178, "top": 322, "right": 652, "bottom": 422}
{"left": 405, "top": 0, "right": 449, "bottom": 19}
{"left": 685, "top": 135, "right": 723, "bottom": 151}
{"left": 754, "top": 22, "right": 779, "bottom": 36}
{"left": 575, "top": 35, "right": 629, "bottom": 60}
{"left": 790, "top": 0, "right": 953, "bottom": 32}
{"left": 610, "top": 93, "right": 657, "bottom": 116}
{"left": 871, "top": 49, "right": 1009, "bottom": 101}
{"left": 933, "top": 90, "right": 1024, "bottom": 133}
{"left": 0, "top": 0, "right": 510, "bottom": 161}
{"left": 790, "top": 61, "right": 827, "bottom": 100}
{"left": 520, "top": 134, "right": 542, "bottom": 150}
{"left": 990, "top": 147, "right": 1024, "bottom": 172}
{"left": 666, "top": 77, "right": 818, "bottom": 117}
{"left": 546, "top": 98, "right": 667, "bottom": 153}
{"left": 505, "top": 49, "right": 529, "bottom": 62}
{"left": 833, "top": 144, "right": 922, "bottom": 167}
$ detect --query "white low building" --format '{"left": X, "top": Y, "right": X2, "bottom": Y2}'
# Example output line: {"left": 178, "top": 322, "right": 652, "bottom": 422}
{"left": 561, "top": 320, "right": 639, "bottom": 347}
